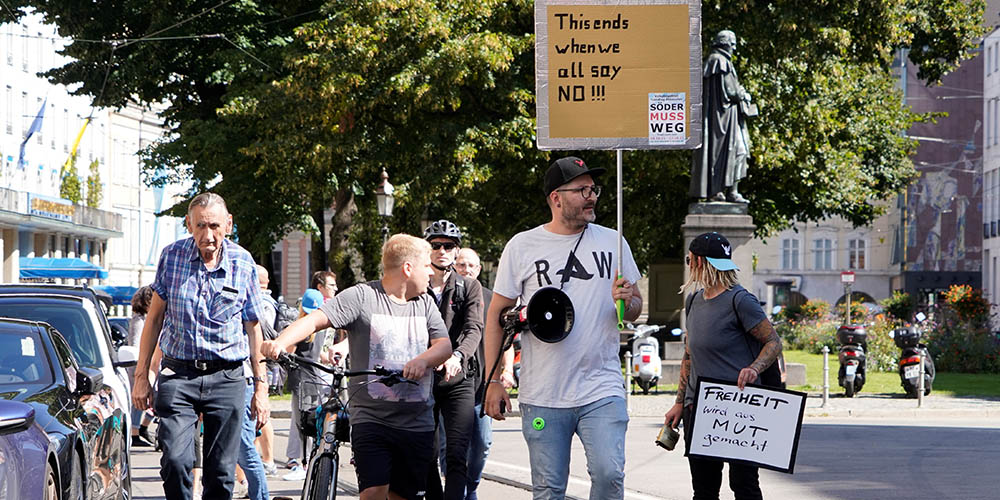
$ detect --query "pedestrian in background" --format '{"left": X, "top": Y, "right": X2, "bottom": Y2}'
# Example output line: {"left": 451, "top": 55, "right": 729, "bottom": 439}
{"left": 664, "top": 232, "right": 781, "bottom": 500}
{"left": 422, "top": 220, "right": 484, "bottom": 500}
{"left": 127, "top": 285, "right": 156, "bottom": 446}
{"left": 253, "top": 265, "right": 279, "bottom": 476}
{"left": 131, "top": 192, "right": 270, "bottom": 500}
{"left": 283, "top": 288, "right": 330, "bottom": 481}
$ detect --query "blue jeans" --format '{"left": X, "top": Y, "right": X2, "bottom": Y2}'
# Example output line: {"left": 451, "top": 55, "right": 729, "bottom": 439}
{"left": 237, "top": 382, "right": 269, "bottom": 500}
{"left": 519, "top": 396, "right": 628, "bottom": 500}
{"left": 464, "top": 404, "right": 493, "bottom": 500}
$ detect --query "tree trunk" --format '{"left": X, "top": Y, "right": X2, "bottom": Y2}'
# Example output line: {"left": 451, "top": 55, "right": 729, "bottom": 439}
{"left": 327, "top": 188, "right": 364, "bottom": 286}
{"left": 310, "top": 200, "right": 328, "bottom": 284}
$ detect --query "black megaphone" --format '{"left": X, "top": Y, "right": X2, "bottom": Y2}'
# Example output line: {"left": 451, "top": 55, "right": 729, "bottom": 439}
{"left": 525, "top": 287, "right": 575, "bottom": 343}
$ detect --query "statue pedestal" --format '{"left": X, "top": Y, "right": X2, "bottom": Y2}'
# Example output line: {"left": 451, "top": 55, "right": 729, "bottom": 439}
{"left": 681, "top": 203, "right": 757, "bottom": 328}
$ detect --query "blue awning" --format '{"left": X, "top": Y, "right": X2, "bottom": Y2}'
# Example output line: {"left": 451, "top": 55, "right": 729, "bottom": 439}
{"left": 19, "top": 257, "right": 109, "bottom": 280}
{"left": 92, "top": 285, "right": 139, "bottom": 305}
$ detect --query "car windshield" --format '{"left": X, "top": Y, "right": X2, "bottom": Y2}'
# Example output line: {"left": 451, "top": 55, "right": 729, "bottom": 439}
{"left": 0, "top": 300, "right": 102, "bottom": 368}
{"left": 0, "top": 328, "right": 54, "bottom": 386}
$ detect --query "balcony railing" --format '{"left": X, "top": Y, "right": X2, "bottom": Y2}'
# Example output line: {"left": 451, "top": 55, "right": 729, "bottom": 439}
{"left": 0, "top": 186, "right": 122, "bottom": 233}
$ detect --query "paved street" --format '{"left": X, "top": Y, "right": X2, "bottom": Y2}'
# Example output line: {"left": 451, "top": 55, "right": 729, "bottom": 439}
{"left": 130, "top": 392, "right": 1000, "bottom": 500}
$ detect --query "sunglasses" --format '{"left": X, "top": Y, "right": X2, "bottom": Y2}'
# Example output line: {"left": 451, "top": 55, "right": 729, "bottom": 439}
{"left": 430, "top": 242, "right": 458, "bottom": 251}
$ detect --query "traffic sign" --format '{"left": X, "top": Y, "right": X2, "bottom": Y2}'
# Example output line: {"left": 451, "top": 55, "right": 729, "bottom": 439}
{"left": 841, "top": 271, "right": 855, "bottom": 284}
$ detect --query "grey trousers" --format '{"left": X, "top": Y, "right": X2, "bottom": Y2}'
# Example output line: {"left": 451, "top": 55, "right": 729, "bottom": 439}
{"left": 155, "top": 362, "right": 245, "bottom": 500}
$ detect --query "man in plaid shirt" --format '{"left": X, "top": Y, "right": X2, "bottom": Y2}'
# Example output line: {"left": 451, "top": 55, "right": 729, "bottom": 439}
{"left": 132, "top": 192, "right": 270, "bottom": 500}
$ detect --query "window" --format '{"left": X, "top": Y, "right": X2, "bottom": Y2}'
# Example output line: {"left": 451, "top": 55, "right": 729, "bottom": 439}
{"left": 848, "top": 239, "right": 866, "bottom": 270}
{"left": 49, "top": 103, "right": 54, "bottom": 149}
{"left": 5, "top": 29, "right": 12, "bottom": 66}
{"left": 994, "top": 100, "right": 998, "bottom": 146}
{"left": 781, "top": 238, "right": 800, "bottom": 270}
{"left": 20, "top": 26, "right": 27, "bottom": 72}
{"left": 989, "top": 103, "right": 994, "bottom": 149}
{"left": 63, "top": 108, "right": 68, "bottom": 152}
{"left": 813, "top": 238, "right": 833, "bottom": 270}
{"left": 990, "top": 46, "right": 994, "bottom": 74}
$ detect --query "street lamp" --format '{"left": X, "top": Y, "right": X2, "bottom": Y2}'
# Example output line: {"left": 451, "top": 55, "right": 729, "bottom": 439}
{"left": 375, "top": 169, "right": 394, "bottom": 244}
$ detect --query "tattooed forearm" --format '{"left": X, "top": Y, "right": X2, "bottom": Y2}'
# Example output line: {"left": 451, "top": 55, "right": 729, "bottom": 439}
{"left": 675, "top": 345, "right": 691, "bottom": 404}
{"left": 748, "top": 318, "right": 782, "bottom": 374}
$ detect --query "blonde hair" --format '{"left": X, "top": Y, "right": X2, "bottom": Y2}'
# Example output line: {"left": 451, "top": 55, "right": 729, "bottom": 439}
{"left": 680, "top": 255, "right": 741, "bottom": 295}
{"left": 382, "top": 234, "right": 431, "bottom": 270}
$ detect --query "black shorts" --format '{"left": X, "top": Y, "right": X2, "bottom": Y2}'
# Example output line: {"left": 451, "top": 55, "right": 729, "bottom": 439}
{"left": 351, "top": 422, "right": 435, "bottom": 499}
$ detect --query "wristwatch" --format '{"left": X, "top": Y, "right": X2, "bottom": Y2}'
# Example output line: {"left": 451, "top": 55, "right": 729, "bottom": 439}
{"left": 453, "top": 351, "right": 464, "bottom": 361}
{"left": 252, "top": 376, "right": 267, "bottom": 385}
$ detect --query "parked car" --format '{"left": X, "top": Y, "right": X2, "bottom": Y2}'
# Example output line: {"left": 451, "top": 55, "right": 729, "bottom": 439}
{"left": 0, "top": 399, "right": 59, "bottom": 499}
{"left": 0, "top": 317, "right": 132, "bottom": 499}
{"left": 0, "top": 285, "right": 138, "bottom": 448}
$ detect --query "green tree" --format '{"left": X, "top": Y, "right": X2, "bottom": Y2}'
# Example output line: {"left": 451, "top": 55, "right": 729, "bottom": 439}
{"left": 59, "top": 156, "right": 81, "bottom": 204}
{"left": 16, "top": 0, "right": 985, "bottom": 278}
{"left": 85, "top": 159, "right": 102, "bottom": 208}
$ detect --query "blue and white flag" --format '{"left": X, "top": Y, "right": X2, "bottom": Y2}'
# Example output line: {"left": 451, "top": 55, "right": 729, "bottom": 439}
{"left": 17, "top": 97, "right": 47, "bottom": 170}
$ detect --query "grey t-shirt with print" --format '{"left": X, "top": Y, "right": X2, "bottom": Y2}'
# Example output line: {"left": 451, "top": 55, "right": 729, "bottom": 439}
{"left": 683, "top": 285, "right": 768, "bottom": 405}
{"left": 319, "top": 280, "right": 448, "bottom": 432}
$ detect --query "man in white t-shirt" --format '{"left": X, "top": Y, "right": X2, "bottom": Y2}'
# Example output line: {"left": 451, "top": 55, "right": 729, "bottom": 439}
{"left": 483, "top": 156, "right": 643, "bottom": 500}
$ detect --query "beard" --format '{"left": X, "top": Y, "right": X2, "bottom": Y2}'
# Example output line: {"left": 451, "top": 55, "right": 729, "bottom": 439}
{"left": 561, "top": 201, "right": 596, "bottom": 229}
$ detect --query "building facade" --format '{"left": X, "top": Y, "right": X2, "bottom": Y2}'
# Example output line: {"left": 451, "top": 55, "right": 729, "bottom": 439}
{"left": 1, "top": 13, "right": 183, "bottom": 286}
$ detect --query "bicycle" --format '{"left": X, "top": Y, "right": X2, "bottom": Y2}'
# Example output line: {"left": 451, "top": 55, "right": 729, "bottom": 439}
{"left": 275, "top": 351, "right": 415, "bottom": 500}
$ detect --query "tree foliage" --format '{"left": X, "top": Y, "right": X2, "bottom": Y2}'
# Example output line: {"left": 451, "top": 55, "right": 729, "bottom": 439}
{"left": 14, "top": 0, "right": 986, "bottom": 280}
{"left": 85, "top": 159, "right": 102, "bottom": 208}
{"left": 59, "top": 155, "right": 81, "bottom": 204}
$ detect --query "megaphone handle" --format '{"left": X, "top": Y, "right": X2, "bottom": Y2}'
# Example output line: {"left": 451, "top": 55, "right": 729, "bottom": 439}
{"left": 616, "top": 274, "right": 625, "bottom": 330}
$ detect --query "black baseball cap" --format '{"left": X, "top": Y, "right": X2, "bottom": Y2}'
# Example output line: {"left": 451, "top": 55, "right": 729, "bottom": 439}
{"left": 689, "top": 232, "right": 739, "bottom": 271}
{"left": 544, "top": 156, "right": 606, "bottom": 196}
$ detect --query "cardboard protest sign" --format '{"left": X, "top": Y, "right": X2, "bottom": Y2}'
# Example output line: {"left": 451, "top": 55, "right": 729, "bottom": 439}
{"left": 686, "top": 378, "right": 806, "bottom": 473}
{"left": 535, "top": 0, "right": 702, "bottom": 150}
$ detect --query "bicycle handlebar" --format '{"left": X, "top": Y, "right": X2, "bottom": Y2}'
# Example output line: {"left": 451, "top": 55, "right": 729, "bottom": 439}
{"left": 275, "top": 351, "right": 416, "bottom": 387}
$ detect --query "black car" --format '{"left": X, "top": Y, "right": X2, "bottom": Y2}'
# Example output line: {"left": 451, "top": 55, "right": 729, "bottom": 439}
{"left": 0, "top": 317, "right": 131, "bottom": 499}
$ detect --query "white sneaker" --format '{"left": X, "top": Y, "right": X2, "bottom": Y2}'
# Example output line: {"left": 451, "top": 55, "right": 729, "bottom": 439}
{"left": 284, "top": 465, "right": 306, "bottom": 481}
{"left": 233, "top": 479, "right": 249, "bottom": 498}
{"left": 263, "top": 461, "right": 279, "bottom": 476}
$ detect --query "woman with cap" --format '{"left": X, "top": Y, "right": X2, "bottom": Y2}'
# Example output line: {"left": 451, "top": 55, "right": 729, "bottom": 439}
{"left": 664, "top": 232, "right": 781, "bottom": 500}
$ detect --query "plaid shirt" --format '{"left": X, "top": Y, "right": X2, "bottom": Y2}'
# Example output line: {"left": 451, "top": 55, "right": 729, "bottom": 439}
{"left": 151, "top": 237, "right": 263, "bottom": 362}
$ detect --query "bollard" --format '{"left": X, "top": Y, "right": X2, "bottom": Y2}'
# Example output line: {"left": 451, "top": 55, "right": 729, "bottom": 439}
{"left": 821, "top": 346, "right": 830, "bottom": 408}
{"left": 624, "top": 351, "right": 633, "bottom": 415}
{"left": 918, "top": 349, "right": 924, "bottom": 408}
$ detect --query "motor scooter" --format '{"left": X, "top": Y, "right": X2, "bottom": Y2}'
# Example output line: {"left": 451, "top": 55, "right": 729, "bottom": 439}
{"left": 891, "top": 312, "right": 935, "bottom": 397}
{"left": 629, "top": 324, "right": 665, "bottom": 394}
{"left": 836, "top": 324, "right": 867, "bottom": 397}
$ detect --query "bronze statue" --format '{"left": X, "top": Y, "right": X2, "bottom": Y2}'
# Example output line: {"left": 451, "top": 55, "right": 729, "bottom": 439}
{"left": 690, "top": 30, "right": 755, "bottom": 203}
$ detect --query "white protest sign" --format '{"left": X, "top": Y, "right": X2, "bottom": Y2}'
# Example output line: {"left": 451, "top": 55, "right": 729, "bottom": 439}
{"left": 686, "top": 378, "right": 806, "bottom": 473}
{"left": 648, "top": 92, "right": 686, "bottom": 145}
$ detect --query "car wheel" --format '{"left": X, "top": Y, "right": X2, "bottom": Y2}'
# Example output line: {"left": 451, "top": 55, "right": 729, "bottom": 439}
{"left": 44, "top": 460, "right": 58, "bottom": 500}
{"left": 119, "top": 440, "right": 132, "bottom": 500}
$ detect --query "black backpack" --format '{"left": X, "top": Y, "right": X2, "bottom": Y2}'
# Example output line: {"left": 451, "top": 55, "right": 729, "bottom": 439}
{"left": 684, "top": 288, "right": 782, "bottom": 388}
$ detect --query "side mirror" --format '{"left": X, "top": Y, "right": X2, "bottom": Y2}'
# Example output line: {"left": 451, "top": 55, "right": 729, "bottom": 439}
{"left": 915, "top": 312, "right": 927, "bottom": 322}
{"left": 115, "top": 346, "right": 138, "bottom": 368}
{"left": 888, "top": 330, "right": 895, "bottom": 339}
{"left": 771, "top": 305, "right": 783, "bottom": 315}
{"left": 670, "top": 328, "right": 683, "bottom": 337}
{"left": 75, "top": 367, "right": 104, "bottom": 395}
{"left": 0, "top": 400, "right": 35, "bottom": 436}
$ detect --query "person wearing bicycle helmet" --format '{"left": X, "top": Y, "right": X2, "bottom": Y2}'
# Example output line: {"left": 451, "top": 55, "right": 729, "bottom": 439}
{"left": 482, "top": 156, "right": 643, "bottom": 500}
{"left": 422, "top": 219, "right": 484, "bottom": 500}
{"left": 262, "top": 234, "right": 452, "bottom": 500}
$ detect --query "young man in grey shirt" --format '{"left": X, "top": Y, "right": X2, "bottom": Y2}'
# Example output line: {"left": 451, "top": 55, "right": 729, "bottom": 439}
{"left": 263, "top": 234, "right": 453, "bottom": 500}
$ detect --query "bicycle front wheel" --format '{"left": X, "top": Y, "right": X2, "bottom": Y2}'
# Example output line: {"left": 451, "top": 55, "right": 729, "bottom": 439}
{"left": 306, "top": 453, "right": 338, "bottom": 500}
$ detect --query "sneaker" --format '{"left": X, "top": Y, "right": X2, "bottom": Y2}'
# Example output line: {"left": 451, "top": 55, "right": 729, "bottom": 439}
{"left": 131, "top": 434, "right": 151, "bottom": 447}
{"left": 283, "top": 465, "right": 306, "bottom": 481}
{"left": 285, "top": 459, "right": 300, "bottom": 469}
{"left": 233, "top": 479, "right": 249, "bottom": 498}
{"left": 263, "top": 461, "right": 279, "bottom": 477}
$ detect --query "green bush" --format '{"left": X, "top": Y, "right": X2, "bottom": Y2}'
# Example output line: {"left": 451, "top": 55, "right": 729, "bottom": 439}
{"left": 880, "top": 291, "right": 914, "bottom": 323}
{"left": 777, "top": 315, "right": 898, "bottom": 372}
{"left": 777, "top": 319, "right": 837, "bottom": 354}
{"left": 834, "top": 301, "right": 868, "bottom": 324}
{"left": 924, "top": 287, "right": 1000, "bottom": 373}
{"left": 863, "top": 316, "right": 899, "bottom": 372}
{"left": 800, "top": 299, "right": 830, "bottom": 321}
